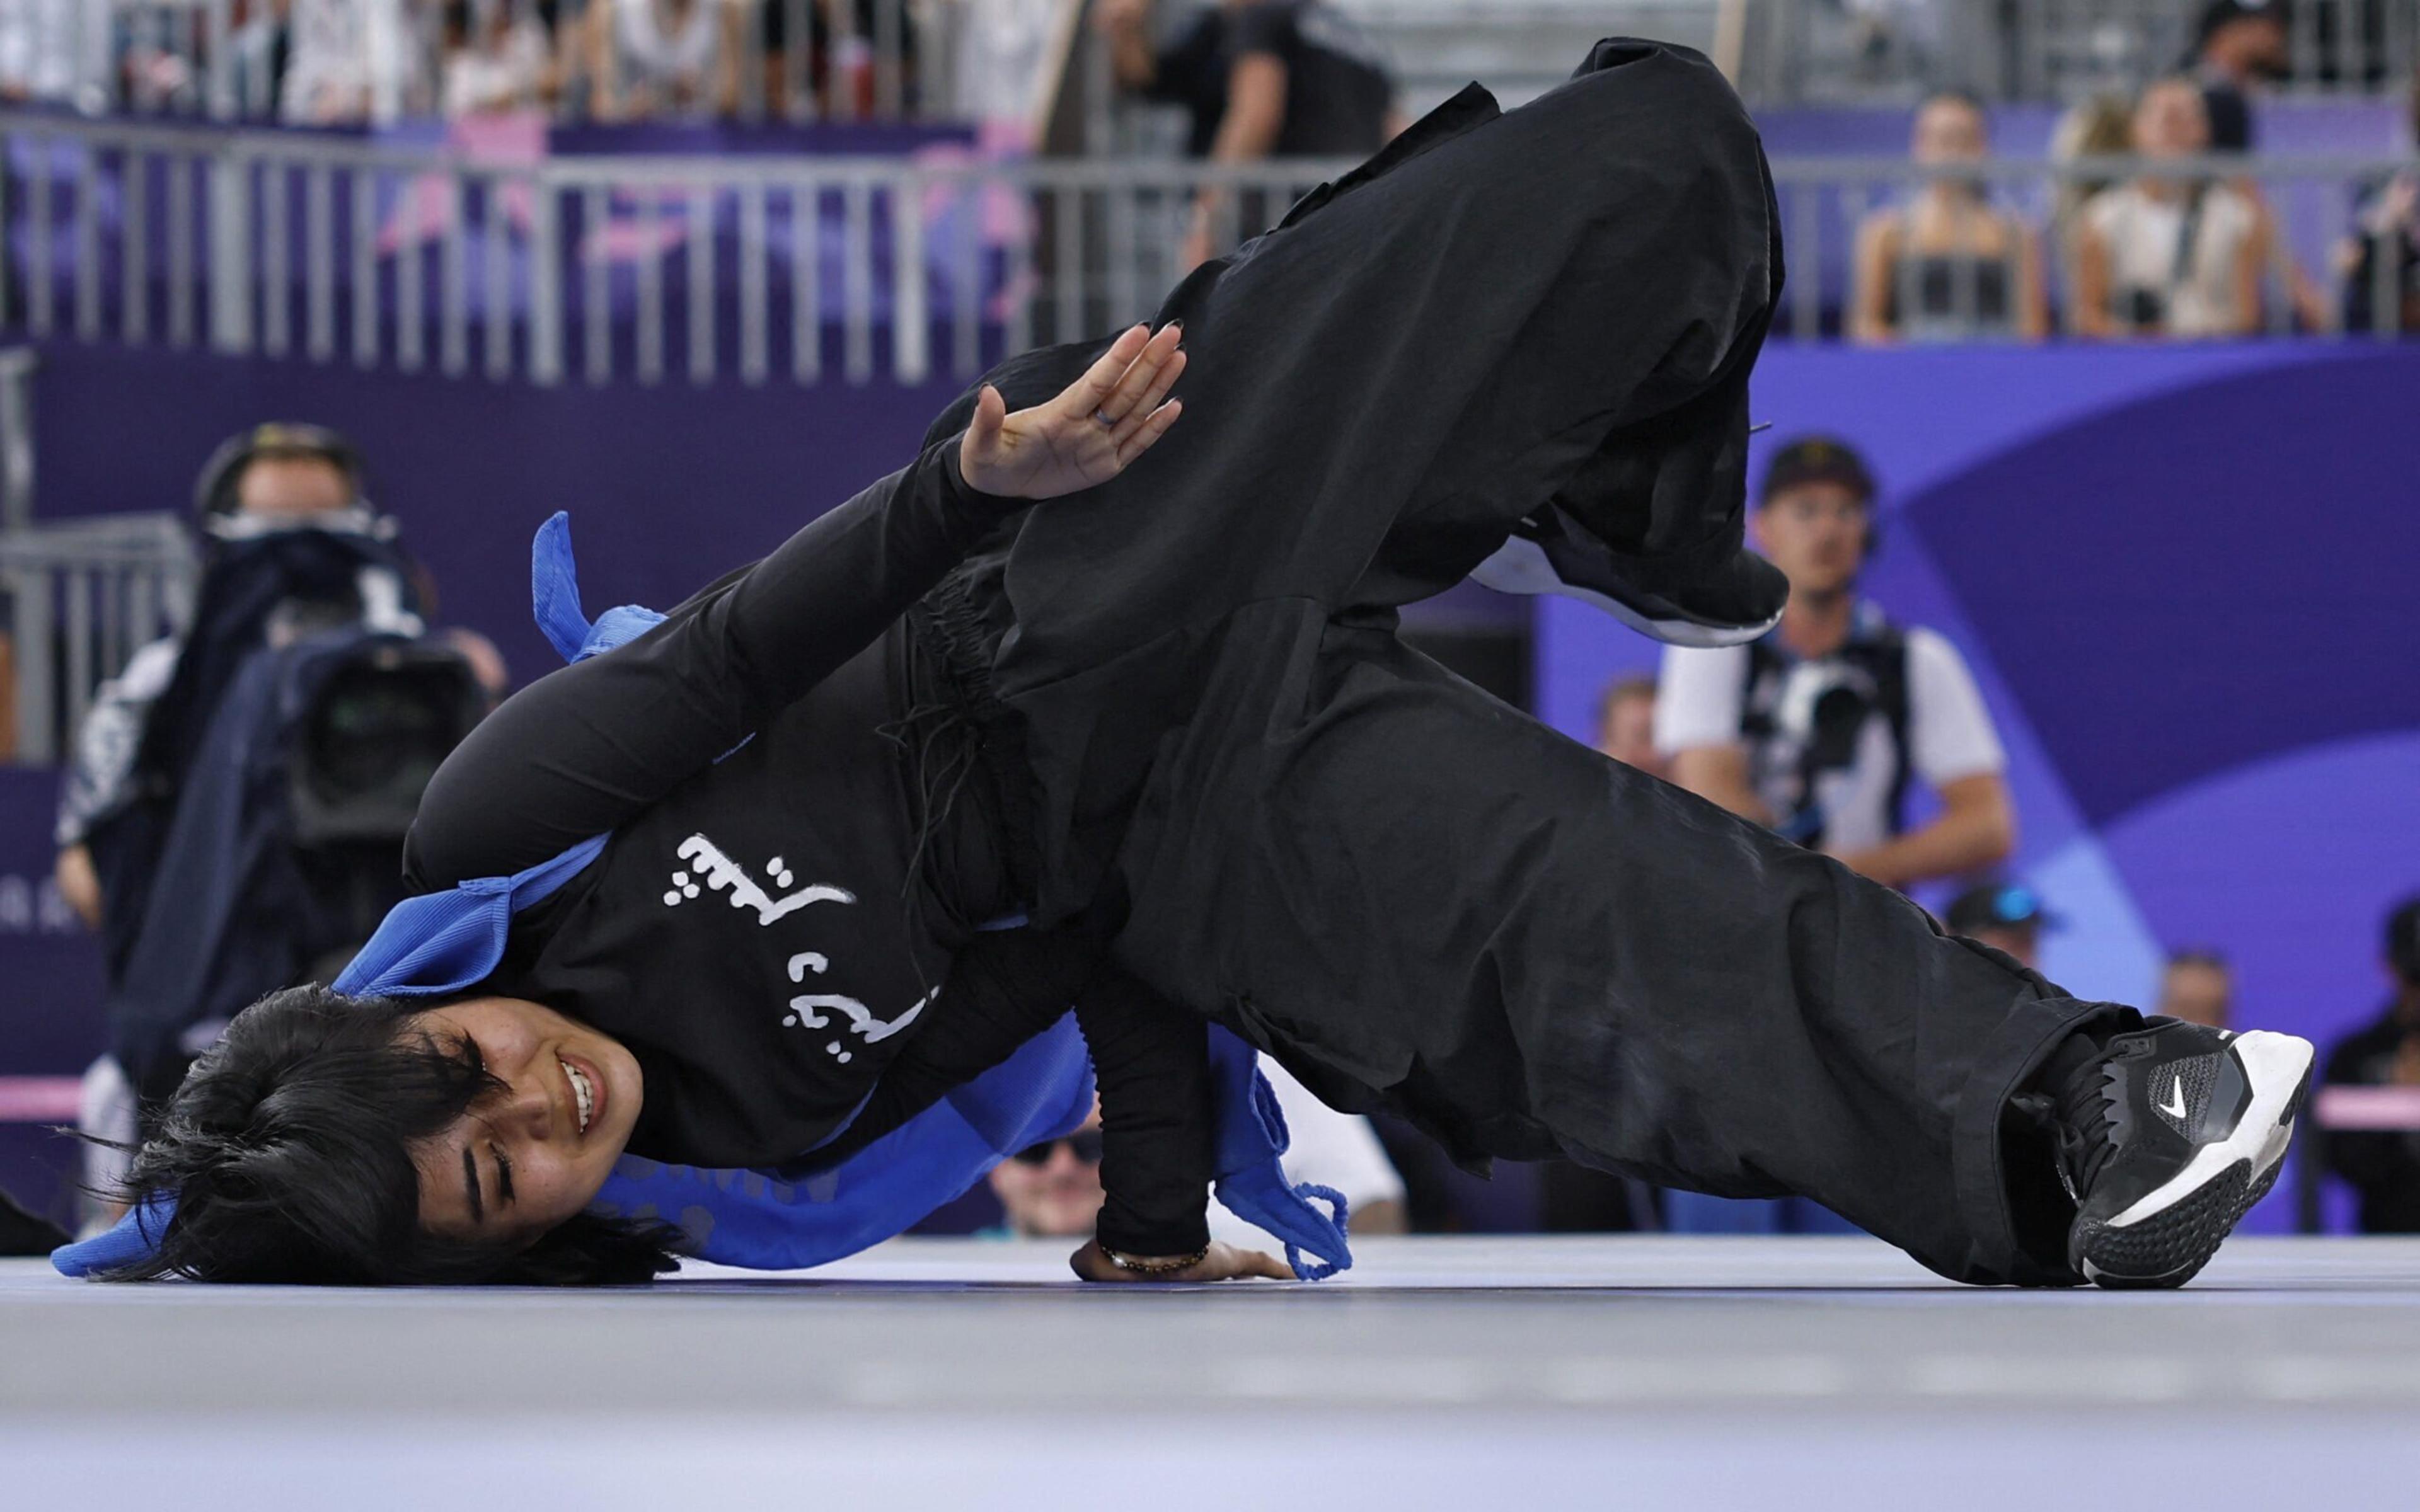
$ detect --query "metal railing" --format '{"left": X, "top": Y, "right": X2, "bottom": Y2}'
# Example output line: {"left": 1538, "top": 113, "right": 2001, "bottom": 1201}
{"left": 1, "top": 513, "right": 197, "bottom": 766}
{"left": 3, "top": 115, "right": 2409, "bottom": 386}
{"left": 0, "top": 110, "right": 1365, "bottom": 385}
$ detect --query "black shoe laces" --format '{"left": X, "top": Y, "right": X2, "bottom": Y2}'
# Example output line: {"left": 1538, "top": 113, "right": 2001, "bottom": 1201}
{"left": 2053, "top": 1053, "right": 2121, "bottom": 1201}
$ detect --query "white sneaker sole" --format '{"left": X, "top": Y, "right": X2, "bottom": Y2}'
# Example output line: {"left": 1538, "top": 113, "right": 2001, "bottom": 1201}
{"left": 1468, "top": 536, "right": 1783, "bottom": 650}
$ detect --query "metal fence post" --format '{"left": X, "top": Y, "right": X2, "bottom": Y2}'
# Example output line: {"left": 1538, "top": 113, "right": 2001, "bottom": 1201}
{"left": 529, "top": 174, "right": 563, "bottom": 385}
{"left": 892, "top": 166, "right": 928, "bottom": 384}
{"left": 208, "top": 147, "right": 253, "bottom": 353}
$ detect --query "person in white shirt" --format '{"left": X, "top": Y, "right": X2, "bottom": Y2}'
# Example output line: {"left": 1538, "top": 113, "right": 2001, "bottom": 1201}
{"left": 443, "top": 0, "right": 554, "bottom": 117}
{"left": 0, "top": 0, "right": 91, "bottom": 105}
{"left": 587, "top": 0, "right": 741, "bottom": 122}
{"left": 2075, "top": 77, "right": 2264, "bottom": 340}
{"left": 1655, "top": 435, "right": 2014, "bottom": 891}
{"left": 281, "top": 0, "right": 432, "bottom": 124}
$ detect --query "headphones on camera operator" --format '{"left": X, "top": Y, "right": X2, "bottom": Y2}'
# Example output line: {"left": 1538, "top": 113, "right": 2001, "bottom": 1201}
{"left": 190, "top": 421, "right": 400, "bottom": 545}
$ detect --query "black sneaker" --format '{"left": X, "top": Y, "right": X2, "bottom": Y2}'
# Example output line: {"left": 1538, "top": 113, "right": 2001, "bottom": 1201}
{"left": 2054, "top": 1021, "right": 2315, "bottom": 1289}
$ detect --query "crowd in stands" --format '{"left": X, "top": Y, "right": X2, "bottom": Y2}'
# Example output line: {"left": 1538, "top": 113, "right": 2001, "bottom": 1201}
{"left": 0, "top": 3, "right": 2408, "bottom": 331}
{"left": 1852, "top": 5, "right": 2420, "bottom": 339}
{"left": 0, "top": 0, "right": 931, "bottom": 124}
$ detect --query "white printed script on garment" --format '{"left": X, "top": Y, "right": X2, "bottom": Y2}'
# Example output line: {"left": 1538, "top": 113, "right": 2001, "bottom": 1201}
{"left": 664, "top": 832, "right": 935, "bottom": 1065}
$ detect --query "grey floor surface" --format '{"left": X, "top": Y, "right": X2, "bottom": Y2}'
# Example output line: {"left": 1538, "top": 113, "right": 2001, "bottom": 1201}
{"left": 8, "top": 1234, "right": 2420, "bottom": 1509}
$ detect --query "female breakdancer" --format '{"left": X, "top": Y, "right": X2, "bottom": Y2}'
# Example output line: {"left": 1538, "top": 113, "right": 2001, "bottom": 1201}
{"left": 101, "top": 39, "right": 2311, "bottom": 1290}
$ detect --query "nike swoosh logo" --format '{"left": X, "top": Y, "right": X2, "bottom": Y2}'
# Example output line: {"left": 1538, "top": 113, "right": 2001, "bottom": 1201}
{"left": 2159, "top": 1076, "right": 2189, "bottom": 1121}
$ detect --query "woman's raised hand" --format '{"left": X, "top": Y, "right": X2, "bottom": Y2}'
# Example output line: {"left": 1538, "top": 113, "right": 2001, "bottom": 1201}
{"left": 958, "top": 322, "right": 1186, "bottom": 500}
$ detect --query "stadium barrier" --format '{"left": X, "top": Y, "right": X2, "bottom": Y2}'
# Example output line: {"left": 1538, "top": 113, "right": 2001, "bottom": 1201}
{"left": 0, "top": 113, "right": 2409, "bottom": 390}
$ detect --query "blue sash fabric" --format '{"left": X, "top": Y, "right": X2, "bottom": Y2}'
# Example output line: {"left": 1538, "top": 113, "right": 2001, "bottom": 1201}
{"left": 57, "top": 512, "right": 1351, "bottom": 1281}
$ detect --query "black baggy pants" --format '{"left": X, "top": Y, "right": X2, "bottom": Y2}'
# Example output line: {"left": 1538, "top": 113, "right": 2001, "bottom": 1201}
{"left": 935, "top": 41, "right": 2128, "bottom": 1285}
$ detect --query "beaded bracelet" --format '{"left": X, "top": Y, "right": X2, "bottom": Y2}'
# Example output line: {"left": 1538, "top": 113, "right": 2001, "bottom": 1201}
{"left": 1098, "top": 1243, "right": 1209, "bottom": 1276}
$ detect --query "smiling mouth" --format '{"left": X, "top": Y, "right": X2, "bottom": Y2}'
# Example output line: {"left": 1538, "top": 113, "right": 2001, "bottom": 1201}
{"left": 558, "top": 1055, "right": 596, "bottom": 1135}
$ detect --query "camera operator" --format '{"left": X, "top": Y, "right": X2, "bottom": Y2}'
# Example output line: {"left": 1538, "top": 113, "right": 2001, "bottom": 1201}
{"left": 1656, "top": 437, "right": 2015, "bottom": 891}
{"left": 54, "top": 425, "right": 501, "bottom": 1210}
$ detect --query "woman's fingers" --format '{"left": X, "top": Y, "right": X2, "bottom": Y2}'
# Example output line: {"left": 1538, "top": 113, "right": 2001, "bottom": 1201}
{"left": 966, "top": 384, "right": 1006, "bottom": 451}
{"left": 1069, "top": 319, "right": 1180, "bottom": 430}
{"left": 1245, "top": 1248, "right": 1293, "bottom": 1281}
{"left": 1092, "top": 322, "right": 1183, "bottom": 428}
{"left": 1113, "top": 399, "right": 1181, "bottom": 467}
{"left": 1109, "top": 347, "right": 1185, "bottom": 447}
{"left": 1059, "top": 323, "right": 1155, "bottom": 420}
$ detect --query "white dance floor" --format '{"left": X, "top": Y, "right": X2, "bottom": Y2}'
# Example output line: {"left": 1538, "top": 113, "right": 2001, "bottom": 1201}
{"left": 7, "top": 1235, "right": 2419, "bottom": 1509}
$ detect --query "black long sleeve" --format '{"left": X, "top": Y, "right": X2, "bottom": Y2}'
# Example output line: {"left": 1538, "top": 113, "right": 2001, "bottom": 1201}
{"left": 809, "top": 933, "right": 1217, "bottom": 1257}
{"left": 1075, "top": 964, "right": 1214, "bottom": 1255}
{"left": 406, "top": 435, "right": 1017, "bottom": 888}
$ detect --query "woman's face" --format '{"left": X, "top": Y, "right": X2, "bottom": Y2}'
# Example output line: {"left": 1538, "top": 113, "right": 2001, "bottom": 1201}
{"left": 1911, "top": 97, "right": 1986, "bottom": 166}
{"left": 408, "top": 997, "right": 643, "bottom": 1247}
{"left": 2134, "top": 83, "right": 2210, "bottom": 158}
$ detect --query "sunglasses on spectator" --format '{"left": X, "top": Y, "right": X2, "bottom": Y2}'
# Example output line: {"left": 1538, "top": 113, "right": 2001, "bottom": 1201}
{"left": 1010, "top": 1130, "right": 1105, "bottom": 1167}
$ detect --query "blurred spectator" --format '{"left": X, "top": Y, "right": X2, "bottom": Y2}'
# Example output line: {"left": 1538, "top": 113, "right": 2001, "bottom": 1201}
{"left": 2048, "top": 92, "right": 2134, "bottom": 265}
{"left": 2190, "top": 0, "right": 2290, "bottom": 154}
{"left": 987, "top": 1060, "right": 1409, "bottom": 1241}
{"left": 1657, "top": 437, "right": 2015, "bottom": 892}
{"left": 1944, "top": 881, "right": 2053, "bottom": 971}
{"left": 938, "top": 0, "right": 1059, "bottom": 134}
{"left": 0, "top": 0, "right": 87, "bottom": 105}
{"left": 2075, "top": 79, "right": 2263, "bottom": 339}
{"left": 442, "top": 0, "right": 553, "bottom": 117}
{"left": 116, "top": 1, "right": 263, "bottom": 115}
{"left": 1850, "top": 90, "right": 2046, "bottom": 343}
{"left": 2336, "top": 76, "right": 2420, "bottom": 335}
{"left": 1592, "top": 673, "right": 1665, "bottom": 781}
{"left": 587, "top": 0, "right": 741, "bottom": 122}
{"left": 986, "top": 1108, "right": 1106, "bottom": 1239}
{"left": 1096, "top": 0, "right": 1400, "bottom": 268}
{"left": 283, "top": 0, "right": 435, "bottom": 124}
{"left": 2320, "top": 895, "right": 2420, "bottom": 1233}
{"left": 759, "top": 0, "right": 924, "bottom": 121}
{"left": 2156, "top": 948, "right": 2234, "bottom": 1028}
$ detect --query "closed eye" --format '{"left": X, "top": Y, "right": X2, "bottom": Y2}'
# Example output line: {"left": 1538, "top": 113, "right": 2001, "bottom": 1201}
{"left": 493, "top": 1143, "right": 515, "bottom": 1206}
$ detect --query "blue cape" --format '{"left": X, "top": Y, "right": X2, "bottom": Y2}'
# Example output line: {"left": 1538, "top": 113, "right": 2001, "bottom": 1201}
{"left": 57, "top": 513, "right": 1352, "bottom": 1281}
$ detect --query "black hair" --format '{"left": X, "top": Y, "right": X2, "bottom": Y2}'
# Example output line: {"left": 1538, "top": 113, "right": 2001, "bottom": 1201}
{"left": 92, "top": 985, "right": 686, "bottom": 1286}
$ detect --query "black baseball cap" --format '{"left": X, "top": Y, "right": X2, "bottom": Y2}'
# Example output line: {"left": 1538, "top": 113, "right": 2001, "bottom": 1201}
{"left": 1759, "top": 435, "right": 1877, "bottom": 507}
{"left": 1947, "top": 881, "right": 2058, "bottom": 936}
